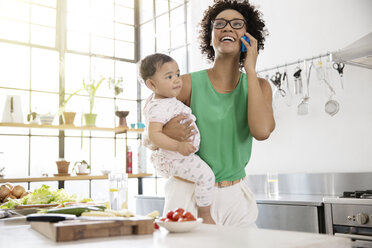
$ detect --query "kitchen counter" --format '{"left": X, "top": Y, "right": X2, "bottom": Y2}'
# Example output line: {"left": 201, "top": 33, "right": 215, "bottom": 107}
{"left": 135, "top": 194, "right": 330, "bottom": 207}
{"left": 0, "top": 219, "right": 350, "bottom": 248}
{"left": 254, "top": 193, "right": 332, "bottom": 206}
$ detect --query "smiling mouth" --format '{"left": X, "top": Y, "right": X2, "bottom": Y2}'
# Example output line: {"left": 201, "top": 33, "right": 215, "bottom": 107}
{"left": 220, "top": 36, "right": 236, "bottom": 42}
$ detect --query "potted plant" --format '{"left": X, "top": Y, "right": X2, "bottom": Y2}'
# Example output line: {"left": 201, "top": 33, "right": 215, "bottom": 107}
{"left": 82, "top": 77, "right": 106, "bottom": 126}
{"left": 72, "top": 160, "right": 90, "bottom": 175}
{"left": 55, "top": 158, "right": 70, "bottom": 175}
{"left": 107, "top": 77, "right": 124, "bottom": 98}
{"left": 108, "top": 77, "right": 130, "bottom": 127}
{"left": 59, "top": 88, "right": 83, "bottom": 125}
{"left": 27, "top": 111, "right": 39, "bottom": 124}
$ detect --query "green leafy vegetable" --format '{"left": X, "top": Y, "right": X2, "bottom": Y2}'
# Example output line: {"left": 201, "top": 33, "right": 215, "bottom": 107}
{"left": 80, "top": 198, "right": 93, "bottom": 203}
{"left": 0, "top": 184, "right": 77, "bottom": 209}
{"left": 1, "top": 198, "right": 22, "bottom": 209}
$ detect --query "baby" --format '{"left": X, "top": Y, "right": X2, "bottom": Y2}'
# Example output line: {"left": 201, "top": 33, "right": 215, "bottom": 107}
{"left": 140, "top": 53, "right": 215, "bottom": 224}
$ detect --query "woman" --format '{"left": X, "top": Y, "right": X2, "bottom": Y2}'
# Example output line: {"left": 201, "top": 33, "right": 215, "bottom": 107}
{"left": 162, "top": 0, "right": 275, "bottom": 227}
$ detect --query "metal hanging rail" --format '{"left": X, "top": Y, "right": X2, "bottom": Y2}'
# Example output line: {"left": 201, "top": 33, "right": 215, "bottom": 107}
{"left": 257, "top": 52, "right": 333, "bottom": 74}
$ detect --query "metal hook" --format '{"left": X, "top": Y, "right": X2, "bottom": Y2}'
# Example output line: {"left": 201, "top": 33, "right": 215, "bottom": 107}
{"left": 317, "top": 56, "right": 323, "bottom": 67}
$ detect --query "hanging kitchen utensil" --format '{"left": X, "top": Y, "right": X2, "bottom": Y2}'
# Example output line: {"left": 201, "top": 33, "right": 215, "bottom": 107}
{"left": 315, "top": 60, "right": 325, "bottom": 81}
{"left": 283, "top": 70, "right": 293, "bottom": 106}
{"left": 297, "top": 61, "right": 313, "bottom": 115}
{"left": 323, "top": 78, "right": 336, "bottom": 95}
{"left": 316, "top": 61, "right": 336, "bottom": 95}
{"left": 2, "top": 95, "right": 24, "bottom": 123}
{"left": 271, "top": 71, "right": 282, "bottom": 84}
{"left": 324, "top": 80, "right": 339, "bottom": 116}
{"left": 270, "top": 71, "right": 286, "bottom": 98}
{"left": 333, "top": 62, "right": 345, "bottom": 89}
{"left": 325, "top": 96, "right": 340, "bottom": 116}
{"left": 269, "top": 72, "right": 280, "bottom": 111}
{"left": 316, "top": 61, "right": 340, "bottom": 116}
{"left": 293, "top": 67, "right": 303, "bottom": 95}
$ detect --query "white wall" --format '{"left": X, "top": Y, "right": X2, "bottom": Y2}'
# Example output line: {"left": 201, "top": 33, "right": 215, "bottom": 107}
{"left": 190, "top": 0, "right": 372, "bottom": 174}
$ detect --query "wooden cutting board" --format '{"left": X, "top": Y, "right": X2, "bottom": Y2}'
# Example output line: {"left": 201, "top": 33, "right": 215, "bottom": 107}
{"left": 30, "top": 216, "right": 154, "bottom": 242}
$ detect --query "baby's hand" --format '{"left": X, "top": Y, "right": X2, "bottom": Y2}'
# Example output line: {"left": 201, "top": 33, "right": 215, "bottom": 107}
{"left": 177, "top": 141, "right": 196, "bottom": 156}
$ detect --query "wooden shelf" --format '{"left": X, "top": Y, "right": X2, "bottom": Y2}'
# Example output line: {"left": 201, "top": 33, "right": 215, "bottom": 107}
{"left": 0, "top": 173, "right": 153, "bottom": 183}
{"left": 0, "top": 122, "right": 144, "bottom": 133}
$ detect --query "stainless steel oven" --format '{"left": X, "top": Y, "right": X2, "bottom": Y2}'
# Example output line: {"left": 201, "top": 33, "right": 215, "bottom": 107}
{"left": 324, "top": 191, "right": 372, "bottom": 248}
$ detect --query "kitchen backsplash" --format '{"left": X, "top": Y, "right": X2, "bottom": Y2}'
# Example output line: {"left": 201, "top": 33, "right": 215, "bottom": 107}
{"left": 246, "top": 172, "right": 372, "bottom": 196}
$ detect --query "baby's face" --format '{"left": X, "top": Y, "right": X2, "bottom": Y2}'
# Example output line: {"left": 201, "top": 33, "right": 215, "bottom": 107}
{"left": 151, "top": 61, "right": 182, "bottom": 99}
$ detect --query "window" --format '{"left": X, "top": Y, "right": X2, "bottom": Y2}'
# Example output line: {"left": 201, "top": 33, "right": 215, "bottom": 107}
{"left": 0, "top": 0, "right": 56, "bottom": 46}
{"left": 139, "top": 0, "right": 190, "bottom": 196}
{"left": 0, "top": 0, "right": 191, "bottom": 205}
{"left": 0, "top": 0, "right": 59, "bottom": 181}
{"left": 0, "top": 0, "right": 138, "bottom": 201}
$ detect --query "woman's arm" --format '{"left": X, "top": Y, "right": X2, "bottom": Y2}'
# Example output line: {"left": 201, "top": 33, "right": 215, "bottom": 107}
{"left": 178, "top": 74, "right": 192, "bottom": 106}
{"left": 246, "top": 76, "right": 275, "bottom": 140}
{"left": 148, "top": 122, "right": 196, "bottom": 156}
{"left": 162, "top": 74, "right": 195, "bottom": 141}
{"left": 242, "top": 32, "right": 275, "bottom": 140}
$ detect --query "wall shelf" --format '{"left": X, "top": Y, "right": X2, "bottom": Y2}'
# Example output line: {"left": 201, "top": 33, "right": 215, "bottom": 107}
{"left": 0, "top": 173, "right": 153, "bottom": 196}
{"left": 0, "top": 122, "right": 148, "bottom": 195}
{"left": 0, "top": 122, "right": 144, "bottom": 133}
{"left": 0, "top": 173, "right": 152, "bottom": 183}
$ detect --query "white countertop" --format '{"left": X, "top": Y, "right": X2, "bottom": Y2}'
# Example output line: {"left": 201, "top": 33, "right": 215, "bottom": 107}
{"left": 254, "top": 193, "right": 333, "bottom": 206}
{"left": 0, "top": 220, "right": 351, "bottom": 248}
{"left": 323, "top": 196, "right": 372, "bottom": 205}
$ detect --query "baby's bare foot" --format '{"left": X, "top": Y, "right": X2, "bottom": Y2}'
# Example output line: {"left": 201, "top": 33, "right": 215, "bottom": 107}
{"left": 202, "top": 215, "right": 216, "bottom": 224}
{"left": 197, "top": 205, "right": 215, "bottom": 224}
{"left": 198, "top": 212, "right": 216, "bottom": 224}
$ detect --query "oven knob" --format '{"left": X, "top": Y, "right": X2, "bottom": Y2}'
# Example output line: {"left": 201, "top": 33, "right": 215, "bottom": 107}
{"left": 356, "top": 213, "right": 369, "bottom": 224}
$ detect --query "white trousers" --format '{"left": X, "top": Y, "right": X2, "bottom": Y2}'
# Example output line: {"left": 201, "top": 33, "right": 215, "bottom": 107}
{"left": 152, "top": 152, "right": 215, "bottom": 207}
{"left": 163, "top": 176, "right": 258, "bottom": 228}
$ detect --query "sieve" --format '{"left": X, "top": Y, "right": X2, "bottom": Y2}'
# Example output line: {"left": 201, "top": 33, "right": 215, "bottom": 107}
{"left": 297, "top": 61, "right": 313, "bottom": 115}
{"left": 325, "top": 97, "right": 340, "bottom": 116}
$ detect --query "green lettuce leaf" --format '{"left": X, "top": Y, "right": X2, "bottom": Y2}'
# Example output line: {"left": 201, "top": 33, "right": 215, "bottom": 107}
{"left": 0, "top": 184, "right": 77, "bottom": 209}
{"left": 0, "top": 198, "right": 22, "bottom": 209}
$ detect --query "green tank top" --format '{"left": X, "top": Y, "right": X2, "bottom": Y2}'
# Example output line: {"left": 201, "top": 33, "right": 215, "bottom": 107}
{"left": 190, "top": 70, "right": 253, "bottom": 182}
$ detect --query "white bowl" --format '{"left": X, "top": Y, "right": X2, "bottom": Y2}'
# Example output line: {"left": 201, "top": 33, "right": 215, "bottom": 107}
{"left": 39, "top": 114, "right": 55, "bottom": 125}
{"left": 101, "top": 169, "right": 111, "bottom": 175}
{"left": 155, "top": 218, "right": 203, "bottom": 233}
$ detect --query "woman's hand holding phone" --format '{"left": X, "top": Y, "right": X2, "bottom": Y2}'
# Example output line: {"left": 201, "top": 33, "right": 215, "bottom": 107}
{"left": 241, "top": 35, "right": 250, "bottom": 52}
{"left": 241, "top": 32, "right": 258, "bottom": 73}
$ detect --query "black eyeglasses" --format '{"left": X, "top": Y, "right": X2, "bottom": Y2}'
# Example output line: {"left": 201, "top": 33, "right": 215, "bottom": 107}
{"left": 211, "top": 18, "right": 246, "bottom": 29}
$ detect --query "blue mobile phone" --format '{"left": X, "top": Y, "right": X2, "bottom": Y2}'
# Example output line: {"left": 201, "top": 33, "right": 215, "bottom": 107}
{"left": 242, "top": 36, "right": 251, "bottom": 52}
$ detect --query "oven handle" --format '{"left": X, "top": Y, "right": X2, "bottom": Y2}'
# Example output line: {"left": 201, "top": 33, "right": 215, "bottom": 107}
{"left": 335, "top": 232, "right": 372, "bottom": 241}
{"left": 351, "top": 240, "right": 372, "bottom": 248}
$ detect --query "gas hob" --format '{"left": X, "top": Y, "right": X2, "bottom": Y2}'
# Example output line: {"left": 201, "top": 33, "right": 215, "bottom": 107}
{"left": 324, "top": 190, "right": 372, "bottom": 205}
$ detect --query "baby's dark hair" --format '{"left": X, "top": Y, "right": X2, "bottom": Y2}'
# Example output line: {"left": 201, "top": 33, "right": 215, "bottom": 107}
{"left": 199, "top": 0, "right": 268, "bottom": 67}
{"left": 139, "top": 53, "right": 175, "bottom": 81}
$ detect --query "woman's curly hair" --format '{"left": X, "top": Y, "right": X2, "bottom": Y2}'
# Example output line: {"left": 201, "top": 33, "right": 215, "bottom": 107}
{"left": 199, "top": 0, "right": 268, "bottom": 67}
